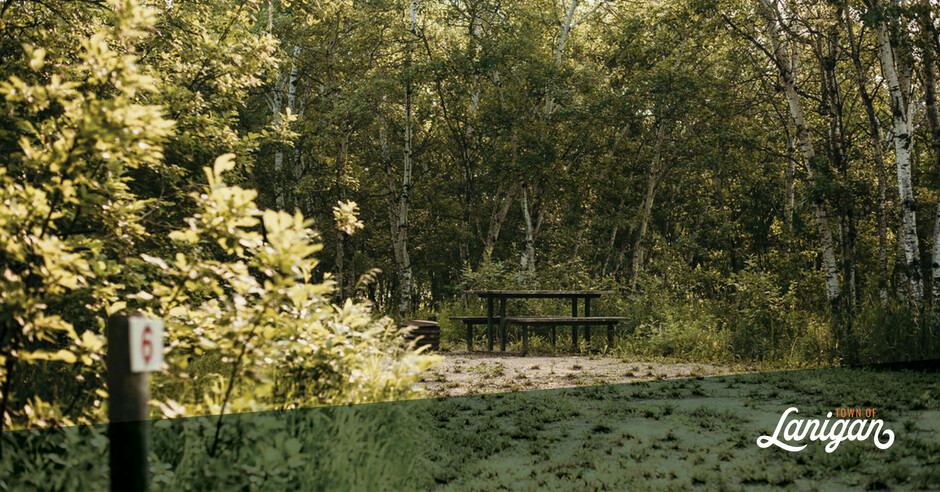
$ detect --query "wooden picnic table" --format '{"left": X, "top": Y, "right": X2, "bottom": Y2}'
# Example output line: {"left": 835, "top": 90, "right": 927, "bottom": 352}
{"left": 463, "top": 290, "right": 616, "bottom": 352}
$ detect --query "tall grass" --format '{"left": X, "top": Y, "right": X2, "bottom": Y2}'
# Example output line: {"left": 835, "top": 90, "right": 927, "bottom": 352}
{"left": 436, "top": 257, "right": 939, "bottom": 367}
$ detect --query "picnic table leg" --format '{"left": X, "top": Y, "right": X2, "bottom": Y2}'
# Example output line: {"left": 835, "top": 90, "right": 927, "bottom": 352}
{"left": 499, "top": 297, "right": 507, "bottom": 352}
{"left": 571, "top": 296, "right": 578, "bottom": 351}
{"left": 486, "top": 298, "right": 494, "bottom": 351}
{"left": 607, "top": 323, "right": 614, "bottom": 348}
{"left": 467, "top": 322, "right": 473, "bottom": 352}
{"left": 522, "top": 324, "right": 528, "bottom": 356}
{"left": 551, "top": 326, "right": 556, "bottom": 347}
{"left": 584, "top": 297, "right": 591, "bottom": 348}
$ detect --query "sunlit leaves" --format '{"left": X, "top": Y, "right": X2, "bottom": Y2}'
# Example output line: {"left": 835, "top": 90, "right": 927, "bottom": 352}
{"left": 1, "top": 0, "right": 432, "bottom": 433}
{"left": 148, "top": 157, "right": 433, "bottom": 418}
{"left": 0, "top": 0, "right": 171, "bottom": 430}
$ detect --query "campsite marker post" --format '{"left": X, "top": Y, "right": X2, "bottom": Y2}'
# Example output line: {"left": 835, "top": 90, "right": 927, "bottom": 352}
{"left": 107, "top": 314, "right": 164, "bottom": 492}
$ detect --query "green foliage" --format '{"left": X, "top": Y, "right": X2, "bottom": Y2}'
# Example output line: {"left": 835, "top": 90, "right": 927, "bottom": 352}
{"left": 612, "top": 256, "right": 835, "bottom": 365}
{"left": 0, "top": 0, "right": 436, "bottom": 436}
{"left": 0, "top": 1, "right": 175, "bottom": 428}
{"left": 1, "top": 402, "right": 431, "bottom": 490}
{"left": 148, "top": 155, "right": 437, "bottom": 416}
{"left": 2, "top": 0, "right": 940, "bottom": 444}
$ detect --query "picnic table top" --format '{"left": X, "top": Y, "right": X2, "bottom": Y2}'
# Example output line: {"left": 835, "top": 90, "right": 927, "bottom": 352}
{"left": 503, "top": 316, "right": 629, "bottom": 323}
{"left": 465, "top": 289, "right": 614, "bottom": 298}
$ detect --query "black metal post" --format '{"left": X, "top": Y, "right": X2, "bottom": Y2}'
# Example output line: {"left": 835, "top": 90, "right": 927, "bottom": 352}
{"left": 106, "top": 314, "right": 151, "bottom": 492}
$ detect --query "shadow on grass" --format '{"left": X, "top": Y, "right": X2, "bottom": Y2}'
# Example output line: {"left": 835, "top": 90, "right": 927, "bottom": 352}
{"left": 3, "top": 362, "right": 938, "bottom": 490}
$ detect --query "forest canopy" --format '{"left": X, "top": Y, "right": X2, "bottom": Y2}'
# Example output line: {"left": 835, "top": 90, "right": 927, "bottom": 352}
{"left": 0, "top": 0, "right": 939, "bottom": 434}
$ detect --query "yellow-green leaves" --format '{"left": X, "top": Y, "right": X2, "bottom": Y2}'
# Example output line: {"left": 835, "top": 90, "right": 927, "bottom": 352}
{"left": 0, "top": 0, "right": 178, "bottom": 431}
{"left": 22, "top": 350, "right": 77, "bottom": 364}
{"left": 25, "top": 45, "right": 46, "bottom": 71}
{"left": 147, "top": 157, "right": 435, "bottom": 418}
{"left": 110, "top": 0, "right": 158, "bottom": 43}
{"left": 333, "top": 200, "right": 365, "bottom": 235}
{"left": 0, "top": 0, "right": 434, "bottom": 433}
{"left": 213, "top": 153, "right": 237, "bottom": 177}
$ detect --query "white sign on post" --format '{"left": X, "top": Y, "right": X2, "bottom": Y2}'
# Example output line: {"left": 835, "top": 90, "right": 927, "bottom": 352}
{"left": 128, "top": 316, "right": 164, "bottom": 373}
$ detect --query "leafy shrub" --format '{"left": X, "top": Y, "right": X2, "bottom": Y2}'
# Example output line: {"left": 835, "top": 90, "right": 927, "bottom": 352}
{"left": 1, "top": 401, "right": 433, "bottom": 490}
{"left": 0, "top": 0, "right": 437, "bottom": 441}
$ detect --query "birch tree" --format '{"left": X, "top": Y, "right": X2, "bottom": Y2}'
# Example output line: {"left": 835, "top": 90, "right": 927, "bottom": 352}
{"left": 915, "top": 2, "right": 940, "bottom": 300}
{"left": 844, "top": 6, "right": 890, "bottom": 303}
{"left": 519, "top": 0, "right": 606, "bottom": 273}
{"left": 381, "top": 1, "right": 419, "bottom": 320}
{"left": 629, "top": 116, "right": 667, "bottom": 290}
{"left": 869, "top": 0, "right": 924, "bottom": 302}
{"left": 757, "top": 0, "right": 842, "bottom": 309}
{"left": 265, "top": 8, "right": 301, "bottom": 211}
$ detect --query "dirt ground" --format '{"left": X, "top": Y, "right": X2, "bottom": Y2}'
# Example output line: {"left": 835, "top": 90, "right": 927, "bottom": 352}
{"left": 419, "top": 351, "right": 749, "bottom": 397}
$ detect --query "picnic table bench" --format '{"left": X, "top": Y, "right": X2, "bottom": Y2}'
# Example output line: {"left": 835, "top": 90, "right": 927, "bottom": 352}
{"left": 451, "top": 290, "right": 628, "bottom": 355}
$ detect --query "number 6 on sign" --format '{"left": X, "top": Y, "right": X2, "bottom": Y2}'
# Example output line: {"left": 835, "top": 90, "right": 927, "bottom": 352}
{"left": 128, "top": 316, "right": 164, "bottom": 373}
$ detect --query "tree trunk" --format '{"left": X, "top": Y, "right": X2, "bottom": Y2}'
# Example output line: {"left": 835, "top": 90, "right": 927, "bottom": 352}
{"left": 287, "top": 45, "right": 303, "bottom": 210}
{"left": 757, "top": 0, "right": 841, "bottom": 309}
{"left": 876, "top": 7, "right": 924, "bottom": 302}
{"left": 271, "top": 45, "right": 300, "bottom": 210}
{"left": 380, "top": 95, "right": 411, "bottom": 321}
{"left": 845, "top": 8, "right": 889, "bottom": 303}
{"left": 483, "top": 181, "right": 518, "bottom": 260}
{"left": 521, "top": 184, "right": 536, "bottom": 275}
{"left": 784, "top": 130, "right": 796, "bottom": 227}
{"left": 545, "top": 0, "right": 580, "bottom": 115}
{"left": 919, "top": 12, "right": 940, "bottom": 301}
{"left": 398, "top": 41, "right": 415, "bottom": 320}
{"left": 570, "top": 229, "right": 585, "bottom": 261}
{"left": 629, "top": 117, "right": 666, "bottom": 291}
{"left": 818, "top": 17, "right": 857, "bottom": 311}
{"left": 601, "top": 196, "right": 627, "bottom": 276}
{"left": 335, "top": 132, "right": 349, "bottom": 299}
{"left": 271, "top": 89, "right": 284, "bottom": 208}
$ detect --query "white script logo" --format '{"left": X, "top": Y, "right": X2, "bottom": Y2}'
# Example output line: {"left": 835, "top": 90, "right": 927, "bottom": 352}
{"left": 757, "top": 407, "right": 895, "bottom": 453}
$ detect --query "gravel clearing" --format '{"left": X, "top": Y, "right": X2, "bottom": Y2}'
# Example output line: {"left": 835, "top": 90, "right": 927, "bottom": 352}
{"left": 419, "top": 351, "right": 749, "bottom": 397}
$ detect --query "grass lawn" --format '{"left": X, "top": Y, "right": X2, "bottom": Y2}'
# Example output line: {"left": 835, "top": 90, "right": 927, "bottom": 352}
{"left": 417, "top": 365, "right": 940, "bottom": 490}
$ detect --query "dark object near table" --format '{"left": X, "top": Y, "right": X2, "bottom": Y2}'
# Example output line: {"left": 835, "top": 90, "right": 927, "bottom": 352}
{"left": 402, "top": 320, "right": 440, "bottom": 351}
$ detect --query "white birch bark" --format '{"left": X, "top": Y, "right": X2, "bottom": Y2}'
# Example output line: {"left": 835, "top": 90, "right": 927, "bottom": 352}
{"left": 757, "top": 0, "right": 841, "bottom": 307}
{"left": 270, "top": 80, "right": 284, "bottom": 209}
{"left": 286, "top": 46, "right": 299, "bottom": 119}
{"left": 876, "top": 10, "right": 924, "bottom": 302}
{"left": 395, "top": 3, "right": 418, "bottom": 320}
{"left": 380, "top": 97, "right": 408, "bottom": 318}
{"left": 398, "top": 75, "right": 414, "bottom": 319}
{"left": 545, "top": 0, "right": 580, "bottom": 115}
{"left": 545, "top": 0, "right": 605, "bottom": 115}
{"left": 844, "top": 8, "right": 889, "bottom": 303}
{"left": 784, "top": 130, "right": 796, "bottom": 226}
{"left": 268, "top": 45, "right": 299, "bottom": 210}
{"left": 521, "top": 185, "right": 536, "bottom": 274}
{"left": 522, "top": 0, "right": 605, "bottom": 272}
{"left": 458, "top": 14, "right": 483, "bottom": 267}
{"left": 919, "top": 14, "right": 940, "bottom": 301}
